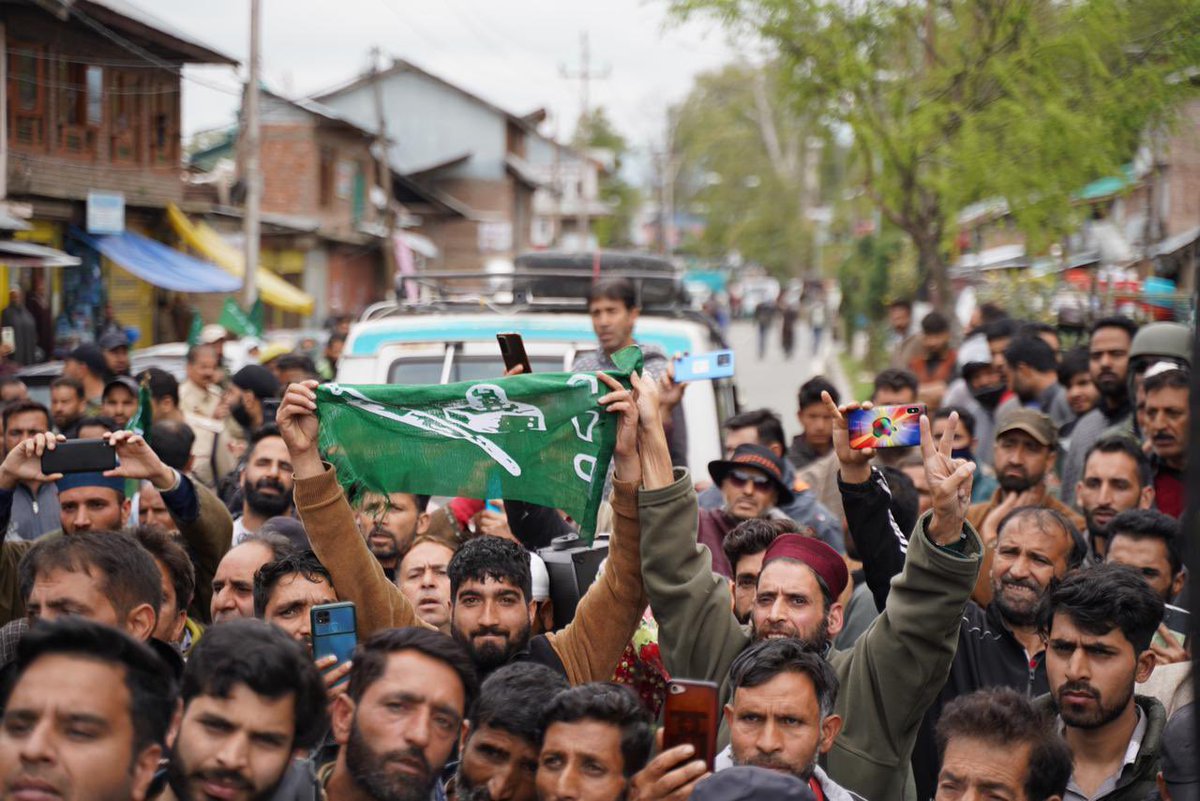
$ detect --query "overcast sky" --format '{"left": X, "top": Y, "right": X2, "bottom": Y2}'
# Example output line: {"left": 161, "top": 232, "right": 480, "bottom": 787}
{"left": 158, "top": 0, "right": 741, "bottom": 164}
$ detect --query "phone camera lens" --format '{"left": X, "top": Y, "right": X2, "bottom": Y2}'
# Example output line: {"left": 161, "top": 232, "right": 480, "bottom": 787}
{"left": 908, "top": 407, "right": 920, "bottom": 414}
{"left": 317, "top": 612, "right": 329, "bottom": 623}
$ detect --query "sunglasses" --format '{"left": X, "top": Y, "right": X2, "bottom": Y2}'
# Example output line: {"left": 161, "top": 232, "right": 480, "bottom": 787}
{"left": 728, "top": 468, "right": 773, "bottom": 489}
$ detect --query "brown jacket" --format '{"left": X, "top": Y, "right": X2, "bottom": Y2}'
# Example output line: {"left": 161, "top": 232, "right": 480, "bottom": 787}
{"left": 294, "top": 464, "right": 646, "bottom": 686}
{"left": 966, "top": 487, "right": 1085, "bottom": 606}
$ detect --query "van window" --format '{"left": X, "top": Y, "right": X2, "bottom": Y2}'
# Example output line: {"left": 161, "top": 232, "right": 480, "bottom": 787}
{"left": 449, "top": 355, "right": 563, "bottom": 383}
{"left": 388, "top": 359, "right": 445, "bottom": 386}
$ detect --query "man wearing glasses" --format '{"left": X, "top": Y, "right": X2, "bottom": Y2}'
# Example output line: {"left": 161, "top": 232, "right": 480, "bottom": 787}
{"left": 698, "top": 444, "right": 797, "bottom": 577}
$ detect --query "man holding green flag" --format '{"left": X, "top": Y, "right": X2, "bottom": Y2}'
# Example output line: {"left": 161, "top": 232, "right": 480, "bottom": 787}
{"left": 278, "top": 358, "right": 691, "bottom": 685}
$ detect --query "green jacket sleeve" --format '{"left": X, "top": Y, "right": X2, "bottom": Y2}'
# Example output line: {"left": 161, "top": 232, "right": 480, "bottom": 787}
{"left": 825, "top": 510, "right": 982, "bottom": 801}
{"left": 639, "top": 468, "right": 750, "bottom": 696}
{"left": 174, "top": 478, "right": 233, "bottom": 624}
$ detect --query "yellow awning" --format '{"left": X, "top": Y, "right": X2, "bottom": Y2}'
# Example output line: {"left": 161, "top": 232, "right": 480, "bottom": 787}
{"left": 166, "top": 204, "right": 315, "bottom": 315}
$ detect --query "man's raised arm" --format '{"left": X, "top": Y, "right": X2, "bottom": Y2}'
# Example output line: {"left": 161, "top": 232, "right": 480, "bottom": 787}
{"left": 278, "top": 380, "right": 430, "bottom": 635}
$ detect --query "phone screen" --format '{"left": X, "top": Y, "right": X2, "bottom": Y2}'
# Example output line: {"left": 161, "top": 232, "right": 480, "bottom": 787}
{"left": 846, "top": 404, "right": 925, "bottom": 449}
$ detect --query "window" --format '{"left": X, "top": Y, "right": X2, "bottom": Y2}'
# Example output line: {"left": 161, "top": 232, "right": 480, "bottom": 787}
{"left": 55, "top": 62, "right": 101, "bottom": 157}
{"left": 319, "top": 147, "right": 335, "bottom": 207}
{"left": 146, "top": 78, "right": 180, "bottom": 167}
{"left": 8, "top": 45, "right": 46, "bottom": 148}
{"left": 110, "top": 70, "right": 143, "bottom": 163}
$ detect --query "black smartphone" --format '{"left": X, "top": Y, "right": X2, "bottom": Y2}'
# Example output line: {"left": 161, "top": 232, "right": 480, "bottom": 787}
{"left": 497, "top": 332, "right": 532, "bottom": 374}
{"left": 41, "top": 438, "right": 117, "bottom": 475}
{"left": 311, "top": 602, "right": 357, "bottom": 687}
{"left": 261, "top": 397, "right": 281, "bottom": 423}
{"left": 662, "top": 679, "right": 720, "bottom": 771}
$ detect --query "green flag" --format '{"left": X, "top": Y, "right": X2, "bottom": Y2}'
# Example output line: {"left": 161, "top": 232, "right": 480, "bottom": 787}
{"left": 316, "top": 347, "right": 642, "bottom": 541}
{"left": 186, "top": 310, "right": 203, "bottom": 347}
{"left": 125, "top": 381, "right": 153, "bottom": 500}
{"left": 219, "top": 298, "right": 262, "bottom": 338}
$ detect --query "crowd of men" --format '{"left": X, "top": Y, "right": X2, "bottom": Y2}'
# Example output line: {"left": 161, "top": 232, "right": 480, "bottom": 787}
{"left": 0, "top": 283, "right": 1193, "bottom": 801}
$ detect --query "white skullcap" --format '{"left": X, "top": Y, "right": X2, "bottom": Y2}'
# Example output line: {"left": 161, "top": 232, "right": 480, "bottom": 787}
{"left": 529, "top": 552, "right": 550, "bottom": 601}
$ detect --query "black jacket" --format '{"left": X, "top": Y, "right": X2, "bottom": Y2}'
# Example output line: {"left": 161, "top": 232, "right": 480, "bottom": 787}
{"left": 840, "top": 468, "right": 1048, "bottom": 801}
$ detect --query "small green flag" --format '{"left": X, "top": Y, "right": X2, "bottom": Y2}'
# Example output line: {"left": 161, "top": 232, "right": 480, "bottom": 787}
{"left": 249, "top": 298, "right": 265, "bottom": 334}
{"left": 219, "top": 298, "right": 262, "bottom": 338}
{"left": 187, "top": 310, "right": 203, "bottom": 347}
{"left": 125, "top": 381, "right": 154, "bottom": 501}
{"left": 316, "top": 347, "right": 642, "bottom": 541}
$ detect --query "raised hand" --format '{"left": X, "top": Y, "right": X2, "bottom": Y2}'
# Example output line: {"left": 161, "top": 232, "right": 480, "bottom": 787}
{"left": 277, "top": 380, "right": 322, "bottom": 479}
{"left": 920, "top": 412, "right": 976, "bottom": 545}
{"left": 629, "top": 733, "right": 709, "bottom": 801}
{"left": 598, "top": 371, "right": 641, "bottom": 485}
{"left": 823, "top": 390, "right": 874, "bottom": 483}
{"left": 104, "top": 430, "right": 175, "bottom": 489}
{"left": 0, "top": 433, "right": 66, "bottom": 489}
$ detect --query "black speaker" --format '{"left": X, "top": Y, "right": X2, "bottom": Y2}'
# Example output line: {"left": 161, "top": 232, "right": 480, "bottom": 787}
{"left": 537, "top": 532, "right": 609, "bottom": 631}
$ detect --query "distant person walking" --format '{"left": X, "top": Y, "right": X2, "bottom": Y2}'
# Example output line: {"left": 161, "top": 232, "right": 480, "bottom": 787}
{"left": 780, "top": 298, "right": 798, "bottom": 359}
{"left": 754, "top": 301, "right": 775, "bottom": 360}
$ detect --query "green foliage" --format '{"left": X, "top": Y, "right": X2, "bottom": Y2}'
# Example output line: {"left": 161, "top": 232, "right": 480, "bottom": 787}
{"left": 573, "top": 108, "right": 640, "bottom": 246}
{"left": 671, "top": 62, "right": 816, "bottom": 278}
{"left": 668, "top": 0, "right": 1200, "bottom": 307}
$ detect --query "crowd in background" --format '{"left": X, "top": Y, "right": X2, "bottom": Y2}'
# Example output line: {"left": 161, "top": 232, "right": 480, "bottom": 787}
{"left": 0, "top": 280, "right": 1191, "bottom": 801}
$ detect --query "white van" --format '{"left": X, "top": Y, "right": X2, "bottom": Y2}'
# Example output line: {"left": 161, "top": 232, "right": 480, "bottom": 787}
{"left": 336, "top": 310, "right": 737, "bottom": 476}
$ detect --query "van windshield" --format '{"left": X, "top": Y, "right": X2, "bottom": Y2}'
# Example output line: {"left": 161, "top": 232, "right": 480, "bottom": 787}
{"left": 388, "top": 354, "right": 564, "bottom": 385}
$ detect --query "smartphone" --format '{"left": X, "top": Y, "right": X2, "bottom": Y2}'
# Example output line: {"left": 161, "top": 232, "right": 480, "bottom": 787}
{"left": 847, "top": 404, "right": 926, "bottom": 449}
{"left": 41, "top": 438, "right": 117, "bottom": 475}
{"left": 0, "top": 327, "right": 13, "bottom": 351}
{"left": 673, "top": 350, "right": 735, "bottom": 383}
{"left": 497, "top": 332, "right": 532, "bottom": 374}
{"left": 662, "top": 679, "right": 720, "bottom": 771}
{"left": 311, "top": 602, "right": 357, "bottom": 687}
{"left": 1161, "top": 604, "right": 1190, "bottom": 645}
{"left": 260, "top": 397, "right": 281, "bottom": 423}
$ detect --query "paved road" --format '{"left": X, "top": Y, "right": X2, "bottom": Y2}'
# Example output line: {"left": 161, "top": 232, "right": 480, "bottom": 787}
{"left": 723, "top": 319, "right": 840, "bottom": 439}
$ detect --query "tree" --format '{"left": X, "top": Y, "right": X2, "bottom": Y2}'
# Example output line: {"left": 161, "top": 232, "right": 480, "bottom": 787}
{"left": 573, "top": 108, "right": 641, "bottom": 247}
{"left": 671, "top": 62, "right": 826, "bottom": 277}
{"left": 669, "top": 0, "right": 1200, "bottom": 311}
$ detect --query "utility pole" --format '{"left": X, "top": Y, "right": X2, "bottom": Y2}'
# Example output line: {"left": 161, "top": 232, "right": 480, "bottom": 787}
{"left": 369, "top": 47, "right": 398, "bottom": 283}
{"left": 560, "top": 31, "right": 609, "bottom": 251}
{"left": 242, "top": 0, "right": 262, "bottom": 308}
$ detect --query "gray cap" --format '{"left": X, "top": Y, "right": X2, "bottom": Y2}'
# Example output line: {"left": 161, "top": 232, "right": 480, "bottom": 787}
{"left": 692, "top": 767, "right": 816, "bottom": 801}
{"left": 1162, "top": 703, "right": 1198, "bottom": 801}
{"left": 98, "top": 331, "right": 129, "bottom": 351}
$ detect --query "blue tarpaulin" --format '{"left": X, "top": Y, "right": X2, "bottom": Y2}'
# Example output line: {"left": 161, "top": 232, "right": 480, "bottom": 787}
{"left": 71, "top": 228, "right": 242, "bottom": 293}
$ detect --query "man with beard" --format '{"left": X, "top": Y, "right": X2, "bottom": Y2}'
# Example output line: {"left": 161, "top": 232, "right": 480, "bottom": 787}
{"left": 210, "top": 533, "right": 293, "bottom": 624}
{"left": 233, "top": 425, "right": 295, "bottom": 545}
{"left": 0, "top": 619, "right": 174, "bottom": 801}
{"left": 535, "top": 683, "right": 654, "bottom": 801}
{"left": 639, "top": 396, "right": 983, "bottom": 801}
{"left": 49, "top": 377, "right": 87, "bottom": 438}
{"left": 720, "top": 519, "right": 799, "bottom": 625}
{"left": 280, "top": 372, "right": 665, "bottom": 686}
{"left": 1075, "top": 436, "right": 1154, "bottom": 558}
{"left": 719, "top": 639, "right": 862, "bottom": 799}
{"left": 220, "top": 366, "right": 282, "bottom": 487}
{"left": 447, "top": 662, "right": 568, "bottom": 801}
{"left": 157, "top": 620, "right": 327, "bottom": 801}
{"left": 354, "top": 491, "right": 431, "bottom": 581}
{"left": 1034, "top": 564, "right": 1167, "bottom": 801}
{"left": 1061, "top": 316, "right": 1139, "bottom": 507}
{"left": 322, "top": 627, "right": 477, "bottom": 801}
{"left": 967, "top": 408, "right": 1084, "bottom": 606}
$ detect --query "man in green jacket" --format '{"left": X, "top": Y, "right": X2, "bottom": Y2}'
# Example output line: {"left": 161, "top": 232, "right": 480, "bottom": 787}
{"left": 640, "top": 411, "right": 983, "bottom": 801}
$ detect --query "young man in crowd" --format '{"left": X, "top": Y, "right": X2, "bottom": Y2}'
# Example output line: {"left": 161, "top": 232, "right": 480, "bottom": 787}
{"left": 448, "top": 661, "right": 568, "bottom": 801}
{"left": 536, "top": 683, "right": 654, "bottom": 801}
{"left": 251, "top": 549, "right": 338, "bottom": 654}
{"left": 1142, "top": 368, "right": 1189, "bottom": 519}
{"left": 353, "top": 489, "right": 431, "bottom": 581}
{"left": 932, "top": 406, "right": 998, "bottom": 504}
{"left": 98, "top": 331, "right": 131, "bottom": 376}
{"left": 722, "top": 519, "right": 798, "bottom": 625}
{"left": 233, "top": 425, "right": 295, "bottom": 544}
{"left": 699, "top": 408, "right": 843, "bottom": 554}
{"left": 1000, "top": 336, "right": 1075, "bottom": 432}
{"left": 788, "top": 377, "right": 839, "bottom": 470}
{"left": 640, "top": 390, "right": 983, "bottom": 800}
{"left": 180, "top": 344, "right": 223, "bottom": 420}
{"left": 0, "top": 619, "right": 175, "bottom": 801}
{"left": 396, "top": 535, "right": 456, "bottom": 634}
{"left": 1036, "top": 563, "right": 1166, "bottom": 801}
{"left": 907, "top": 310, "right": 957, "bottom": 411}
{"left": 321, "top": 627, "right": 478, "bottom": 801}
{"left": 0, "top": 401, "right": 57, "bottom": 540}
{"left": 63, "top": 343, "right": 108, "bottom": 411}
{"left": 1059, "top": 347, "right": 1098, "bottom": 441}
{"left": 1104, "top": 510, "right": 1185, "bottom": 605}
{"left": 1074, "top": 436, "right": 1156, "bottom": 558}
{"left": 133, "top": 525, "right": 196, "bottom": 650}
{"left": 48, "top": 376, "right": 87, "bottom": 438}
{"left": 935, "top": 687, "right": 1073, "bottom": 801}
{"left": 101, "top": 376, "right": 140, "bottom": 428}
{"left": 1061, "top": 316, "right": 1139, "bottom": 506}
{"left": 720, "top": 639, "right": 861, "bottom": 799}
{"left": 209, "top": 532, "right": 293, "bottom": 624}
{"left": 158, "top": 619, "right": 328, "bottom": 801}
{"left": 279, "top": 371, "right": 667, "bottom": 687}
{"left": 986, "top": 317, "right": 1018, "bottom": 392}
